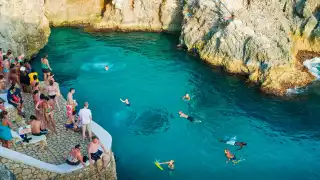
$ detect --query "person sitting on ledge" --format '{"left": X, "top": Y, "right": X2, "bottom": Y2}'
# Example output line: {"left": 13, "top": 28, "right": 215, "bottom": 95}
{"left": 7, "top": 85, "right": 25, "bottom": 117}
{"left": 65, "top": 112, "right": 81, "bottom": 132}
{"left": 120, "top": 98, "right": 130, "bottom": 106}
{"left": 28, "top": 115, "right": 48, "bottom": 136}
{"left": 66, "top": 144, "right": 88, "bottom": 167}
{"left": 88, "top": 136, "right": 109, "bottom": 166}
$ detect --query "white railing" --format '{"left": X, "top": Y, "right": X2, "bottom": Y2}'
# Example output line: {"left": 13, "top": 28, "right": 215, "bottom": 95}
{"left": 0, "top": 121, "right": 112, "bottom": 174}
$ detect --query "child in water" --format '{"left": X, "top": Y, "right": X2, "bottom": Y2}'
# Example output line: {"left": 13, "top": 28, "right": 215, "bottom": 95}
{"left": 120, "top": 98, "right": 130, "bottom": 106}
{"left": 105, "top": 65, "right": 109, "bottom": 71}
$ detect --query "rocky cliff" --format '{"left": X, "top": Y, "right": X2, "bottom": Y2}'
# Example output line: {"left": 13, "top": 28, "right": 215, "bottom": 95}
{"left": 45, "top": 0, "right": 184, "bottom": 32}
{"left": 0, "top": 0, "right": 50, "bottom": 58}
{"left": 180, "top": 0, "right": 320, "bottom": 95}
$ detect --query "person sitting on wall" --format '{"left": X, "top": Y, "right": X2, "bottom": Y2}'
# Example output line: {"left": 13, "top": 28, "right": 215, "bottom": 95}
{"left": 66, "top": 144, "right": 88, "bottom": 167}
{"left": 28, "top": 115, "right": 48, "bottom": 136}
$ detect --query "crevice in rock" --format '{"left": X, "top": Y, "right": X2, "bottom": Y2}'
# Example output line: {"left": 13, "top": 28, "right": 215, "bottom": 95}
{"left": 158, "top": 0, "right": 167, "bottom": 29}
{"left": 101, "top": 0, "right": 112, "bottom": 17}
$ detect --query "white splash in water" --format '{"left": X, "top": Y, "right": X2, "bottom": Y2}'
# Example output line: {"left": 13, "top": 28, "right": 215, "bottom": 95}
{"left": 303, "top": 57, "right": 320, "bottom": 79}
{"left": 287, "top": 57, "right": 320, "bottom": 95}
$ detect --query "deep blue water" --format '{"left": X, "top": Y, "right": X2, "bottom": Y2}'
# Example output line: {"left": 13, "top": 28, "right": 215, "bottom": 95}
{"left": 32, "top": 28, "right": 320, "bottom": 180}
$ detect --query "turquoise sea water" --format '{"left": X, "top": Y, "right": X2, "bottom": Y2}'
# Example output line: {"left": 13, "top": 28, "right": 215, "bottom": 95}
{"left": 32, "top": 28, "right": 320, "bottom": 180}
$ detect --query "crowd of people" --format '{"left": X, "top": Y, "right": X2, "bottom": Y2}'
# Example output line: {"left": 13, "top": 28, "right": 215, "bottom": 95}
{"left": 0, "top": 49, "right": 109, "bottom": 168}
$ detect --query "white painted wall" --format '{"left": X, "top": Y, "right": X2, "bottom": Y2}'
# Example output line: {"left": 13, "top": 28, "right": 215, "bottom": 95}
{"left": 0, "top": 121, "right": 112, "bottom": 174}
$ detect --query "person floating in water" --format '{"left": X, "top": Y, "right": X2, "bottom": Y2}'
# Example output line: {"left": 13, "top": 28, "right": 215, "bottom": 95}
{"left": 159, "top": 160, "right": 175, "bottom": 170}
{"left": 220, "top": 138, "right": 247, "bottom": 150}
{"left": 224, "top": 148, "right": 240, "bottom": 165}
{"left": 182, "top": 94, "right": 191, "bottom": 101}
{"left": 120, "top": 98, "right": 130, "bottom": 106}
{"left": 105, "top": 65, "right": 109, "bottom": 71}
{"left": 179, "top": 111, "right": 201, "bottom": 122}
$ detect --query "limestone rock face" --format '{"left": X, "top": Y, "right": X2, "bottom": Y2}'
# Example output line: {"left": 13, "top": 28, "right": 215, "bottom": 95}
{"left": 45, "top": 0, "right": 183, "bottom": 32}
{"left": 94, "top": 0, "right": 183, "bottom": 31}
{"left": 0, "top": 165, "right": 15, "bottom": 180}
{"left": 0, "top": 0, "right": 50, "bottom": 58}
{"left": 45, "top": 0, "right": 105, "bottom": 26}
{"left": 180, "top": 0, "right": 320, "bottom": 95}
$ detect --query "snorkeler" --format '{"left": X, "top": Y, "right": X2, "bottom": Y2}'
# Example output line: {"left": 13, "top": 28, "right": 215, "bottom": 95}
{"left": 159, "top": 160, "right": 175, "bottom": 170}
{"left": 179, "top": 111, "right": 201, "bottom": 122}
{"left": 224, "top": 149, "right": 239, "bottom": 165}
{"left": 182, "top": 94, "right": 191, "bottom": 101}
{"left": 105, "top": 65, "right": 109, "bottom": 71}
{"left": 220, "top": 138, "right": 247, "bottom": 150}
{"left": 120, "top": 98, "right": 130, "bottom": 106}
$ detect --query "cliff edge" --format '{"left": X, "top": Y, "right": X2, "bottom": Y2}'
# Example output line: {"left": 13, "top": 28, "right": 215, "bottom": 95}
{"left": 180, "top": 0, "right": 320, "bottom": 95}
{"left": 0, "top": 0, "right": 50, "bottom": 58}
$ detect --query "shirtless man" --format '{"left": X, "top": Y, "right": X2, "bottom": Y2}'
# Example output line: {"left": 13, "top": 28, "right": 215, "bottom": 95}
{"left": 87, "top": 136, "right": 109, "bottom": 166}
{"left": 220, "top": 138, "right": 247, "bottom": 150}
{"left": 179, "top": 111, "right": 201, "bottom": 122}
{"left": 29, "top": 115, "right": 48, "bottom": 136}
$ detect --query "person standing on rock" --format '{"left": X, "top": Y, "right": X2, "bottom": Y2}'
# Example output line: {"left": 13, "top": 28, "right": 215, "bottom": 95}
{"left": 3, "top": 56, "right": 10, "bottom": 87}
{"left": 79, "top": 102, "right": 92, "bottom": 140}
{"left": 41, "top": 54, "right": 52, "bottom": 82}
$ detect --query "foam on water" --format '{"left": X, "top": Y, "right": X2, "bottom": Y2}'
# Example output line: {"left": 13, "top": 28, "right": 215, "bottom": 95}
{"left": 287, "top": 57, "right": 320, "bottom": 95}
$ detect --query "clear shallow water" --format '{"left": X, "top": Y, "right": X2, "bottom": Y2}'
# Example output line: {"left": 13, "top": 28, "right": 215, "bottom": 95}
{"left": 32, "top": 28, "right": 320, "bottom": 180}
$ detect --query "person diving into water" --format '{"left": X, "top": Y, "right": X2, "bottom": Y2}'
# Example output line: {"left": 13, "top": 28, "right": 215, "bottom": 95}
{"left": 120, "top": 98, "right": 130, "bottom": 106}
{"left": 219, "top": 137, "right": 247, "bottom": 150}
{"left": 179, "top": 111, "right": 201, "bottom": 123}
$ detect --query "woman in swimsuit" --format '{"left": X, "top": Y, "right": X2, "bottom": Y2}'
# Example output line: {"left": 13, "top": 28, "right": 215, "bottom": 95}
{"left": 1, "top": 111, "right": 12, "bottom": 148}
{"left": 36, "top": 94, "right": 46, "bottom": 130}
{"left": 47, "top": 80, "right": 60, "bottom": 110}
{"left": 3, "top": 57, "right": 10, "bottom": 88}
{"left": 41, "top": 54, "right": 52, "bottom": 82}
{"left": 43, "top": 96, "right": 56, "bottom": 134}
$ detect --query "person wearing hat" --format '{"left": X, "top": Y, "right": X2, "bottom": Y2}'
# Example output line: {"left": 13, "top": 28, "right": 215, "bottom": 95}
{"left": 20, "top": 66, "right": 31, "bottom": 93}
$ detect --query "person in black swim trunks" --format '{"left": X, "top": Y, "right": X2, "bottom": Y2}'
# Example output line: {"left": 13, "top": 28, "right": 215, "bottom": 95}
{"left": 87, "top": 136, "right": 109, "bottom": 166}
{"left": 179, "top": 111, "right": 195, "bottom": 122}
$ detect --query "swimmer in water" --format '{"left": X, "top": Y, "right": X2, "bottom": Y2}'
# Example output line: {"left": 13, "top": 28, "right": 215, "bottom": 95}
{"left": 179, "top": 111, "right": 201, "bottom": 122}
{"left": 120, "top": 98, "right": 130, "bottom": 106}
{"left": 220, "top": 138, "right": 247, "bottom": 150}
{"left": 159, "top": 160, "right": 175, "bottom": 170}
{"left": 182, "top": 94, "right": 191, "bottom": 101}
{"left": 105, "top": 65, "right": 109, "bottom": 71}
{"left": 224, "top": 149, "right": 241, "bottom": 165}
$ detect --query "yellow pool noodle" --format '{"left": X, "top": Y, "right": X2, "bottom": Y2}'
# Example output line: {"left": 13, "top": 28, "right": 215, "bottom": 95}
{"left": 154, "top": 162, "right": 163, "bottom": 170}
